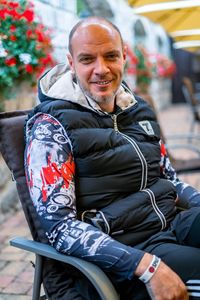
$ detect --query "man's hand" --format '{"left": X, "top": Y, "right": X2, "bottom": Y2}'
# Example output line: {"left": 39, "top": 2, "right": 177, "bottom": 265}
{"left": 135, "top": 253, "right": 188, "bottom": 300}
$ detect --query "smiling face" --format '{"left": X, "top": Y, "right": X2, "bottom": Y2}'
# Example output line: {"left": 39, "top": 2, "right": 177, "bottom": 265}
{"left": 67, "top": 21, "right": 126, "bottom": 112}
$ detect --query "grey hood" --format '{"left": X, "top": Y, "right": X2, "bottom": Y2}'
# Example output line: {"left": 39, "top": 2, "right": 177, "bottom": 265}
{"left": 39, "top": 63, "right": 137, "bottom": 113}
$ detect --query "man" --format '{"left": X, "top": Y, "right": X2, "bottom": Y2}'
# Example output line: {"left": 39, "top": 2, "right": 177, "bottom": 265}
{"left": 25, "top": 17, "right": 200, "bottom": 299}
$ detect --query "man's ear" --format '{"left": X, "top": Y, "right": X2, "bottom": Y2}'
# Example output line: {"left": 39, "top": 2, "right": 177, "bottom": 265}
{"left": 123, "top": 45, "right": 127, "bottom": 63}
{"left": 67, "top": 53, "right": 75, "bottom": 73}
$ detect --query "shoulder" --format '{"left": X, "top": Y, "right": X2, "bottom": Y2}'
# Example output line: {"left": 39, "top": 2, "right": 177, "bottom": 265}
{"left": 25, "top": 113, "right": 69, "bottom": 144}
{"left": 130, "top": 94, "right": 157, "bottom": 122}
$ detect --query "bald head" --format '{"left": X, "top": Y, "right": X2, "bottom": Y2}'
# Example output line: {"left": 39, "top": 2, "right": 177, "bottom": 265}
{"left": 66, "top": 15, "right": 127, "bottom": 113}
{"left": 68, "top": 17, "right": 124, "bottom": 55}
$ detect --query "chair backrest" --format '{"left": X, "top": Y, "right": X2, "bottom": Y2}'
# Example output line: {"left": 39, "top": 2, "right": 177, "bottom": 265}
{"left": 0, "top": 110, "right": 47, "bottom": 243}
{"left": 140, "top": 93, "right": 200, "bottom": 174}
{"left": 182, "top": 77, "right": 200, "bottom": 121}
{"left": 0, "top": 110, "right": 112, "bottom": 299}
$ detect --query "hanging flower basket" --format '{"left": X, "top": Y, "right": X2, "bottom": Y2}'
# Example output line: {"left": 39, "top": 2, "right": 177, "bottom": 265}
{"left": 134, "top": 45, "right": 153, "bottom": 94}
{"left": 0, "top": 0, "right": 55, "bottom": 111}
{"left": 150, "top": 53, "right": 176, "bottom": 79}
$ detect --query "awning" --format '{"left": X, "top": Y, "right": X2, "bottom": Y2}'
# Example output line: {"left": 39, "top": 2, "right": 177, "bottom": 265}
{"left": 129, "top": 0, "right": 200, "bottom": 51}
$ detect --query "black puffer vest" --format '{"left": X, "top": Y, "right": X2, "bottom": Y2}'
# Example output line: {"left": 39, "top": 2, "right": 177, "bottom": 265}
{"left": 30, "top": 94, "right": 177, "bottom": 246}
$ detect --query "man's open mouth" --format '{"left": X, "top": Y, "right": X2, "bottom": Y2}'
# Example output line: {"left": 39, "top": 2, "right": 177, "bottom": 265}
{"left": 94, "top": 80, "right": 112, "bottom": 85}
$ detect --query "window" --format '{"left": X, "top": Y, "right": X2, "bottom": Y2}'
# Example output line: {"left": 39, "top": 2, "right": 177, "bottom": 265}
{"left": 133, "top": 19, "right": 147, "bottom": 44}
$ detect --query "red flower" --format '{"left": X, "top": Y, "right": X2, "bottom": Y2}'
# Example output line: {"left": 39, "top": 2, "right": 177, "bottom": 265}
{"left": 0, "top": 8, "right": 9, "bottom": 19}
{"left": 10, "top": 35, "right": 17, "bottom": 41}
{"left": 8, "top": 1, "right": 19, "bottom": 9}
{"left": 21, "top": 9, "right": 34, "bottom": 22}
{"left": 10, "top": 25, "right": 16, "bottom": 32}
{"left": 25, "top": 64, "right": 33, "bottom": 73}
{"left": 8, "top": 9, "right": 20, "bottom": 19}
{"left": 5, "top": 57, "right": 17, "bottom": 66}
{"left": 36, "top": 66, "right": 45, "bottom": 78}
{"left": 26, "top": 29, "right": 34, "bottom": 39}
{"left": 39, "top": 54, "right": 54, "bottom": 65}
{"left": 36, "top": 30, "right": 45, "bottom": 42}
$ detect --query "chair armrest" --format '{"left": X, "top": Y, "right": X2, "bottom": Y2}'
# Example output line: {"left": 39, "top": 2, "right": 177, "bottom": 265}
{"left": 165, "top": 143, "right": 200, "bottom": 157}
{"left": 165, "top": 134, "right": 200, "bottom": 156}
{"left": 166, "top": 133, "right": 200, "bottom": 141}
{"left": 10, "top": 237, "right": 119, "bottom": 300}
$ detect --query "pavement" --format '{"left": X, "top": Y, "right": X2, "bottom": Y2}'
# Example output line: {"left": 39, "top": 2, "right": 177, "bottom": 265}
{"left": 0, "top": 103, "right": 200, "bottom": 299}
{"left": 0, "top": 212, "right": 33, "bottom": 300}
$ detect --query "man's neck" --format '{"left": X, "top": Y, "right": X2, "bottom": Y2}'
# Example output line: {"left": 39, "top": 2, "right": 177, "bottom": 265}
{"left": 98, "top": 100, "right": 116, "bottom": 113}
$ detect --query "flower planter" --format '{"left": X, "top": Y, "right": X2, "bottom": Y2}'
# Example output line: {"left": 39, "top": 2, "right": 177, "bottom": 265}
{"left": 0, "top": 0, "right": 55, "bottom": 113}
{"left": 1, "top": 82, "right": 37, "bottom": 112}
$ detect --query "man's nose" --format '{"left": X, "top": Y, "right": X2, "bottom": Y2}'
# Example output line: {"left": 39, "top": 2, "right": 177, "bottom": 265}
{"left": 94, "top": 57, "right": 109, "bottom": 75}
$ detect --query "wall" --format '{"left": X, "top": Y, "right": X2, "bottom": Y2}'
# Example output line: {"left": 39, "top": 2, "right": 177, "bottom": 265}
{"left": 33, "top": 0, "right": 78, "bottom": 63}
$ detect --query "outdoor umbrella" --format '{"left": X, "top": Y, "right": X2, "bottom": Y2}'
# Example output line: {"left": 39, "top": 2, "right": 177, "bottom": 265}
{"left": 129, "top": 0, "right": 200, "bottom": 51}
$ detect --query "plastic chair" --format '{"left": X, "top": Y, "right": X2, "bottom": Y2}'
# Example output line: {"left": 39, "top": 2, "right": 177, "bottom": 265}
{"left": 182, "top": 76, "right": 200, "bottom": 134}
{"left": 0, "top": 110, "right": 119, "bottom": 300}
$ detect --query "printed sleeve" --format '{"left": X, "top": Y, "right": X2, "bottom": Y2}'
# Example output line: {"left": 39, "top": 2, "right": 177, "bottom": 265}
{"left": 159, "top": 141, "right": 200, "bottom": 208}
{"left": 159, "top": 141, "right": 179, "bottom": 185}
{"left": 24, "top": 113, "right": 144, "bottom": 282}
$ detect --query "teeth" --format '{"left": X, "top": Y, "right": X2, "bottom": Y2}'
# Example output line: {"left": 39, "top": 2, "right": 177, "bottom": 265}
{"left": 96, "top": 81, "right": 110, "bottom": 85}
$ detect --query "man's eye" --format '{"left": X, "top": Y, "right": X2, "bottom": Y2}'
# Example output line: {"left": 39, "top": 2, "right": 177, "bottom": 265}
{"left": 80, "top": 57, "right": 93, "bottom": 64}
{"left": 106, "top": 54, "right": 118, "bottom": 60}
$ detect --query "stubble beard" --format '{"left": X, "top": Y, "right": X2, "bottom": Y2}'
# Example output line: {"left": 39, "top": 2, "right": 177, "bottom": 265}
{"left": 76, "top": 75, "right": 119, "bottom": 106}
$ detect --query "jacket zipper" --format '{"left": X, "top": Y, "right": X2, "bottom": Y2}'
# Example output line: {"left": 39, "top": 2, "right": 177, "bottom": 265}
{"left": 112, "top": 114, "right": 167, "bottom": 230}
{"left": 143, "top": 189, "right": 167, "bottom": 230}
{"left": 112, "top": 114, "right": 147, "bottom": 190}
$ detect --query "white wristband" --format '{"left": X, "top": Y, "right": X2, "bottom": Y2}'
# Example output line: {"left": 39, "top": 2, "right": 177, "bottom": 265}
{"left": 139, "top": 255, "right": 161, "bottom": 284}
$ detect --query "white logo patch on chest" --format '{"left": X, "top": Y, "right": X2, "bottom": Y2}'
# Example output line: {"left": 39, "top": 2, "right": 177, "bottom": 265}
{"left": 138, "top": 120, "right": 154, "bottom": 136}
